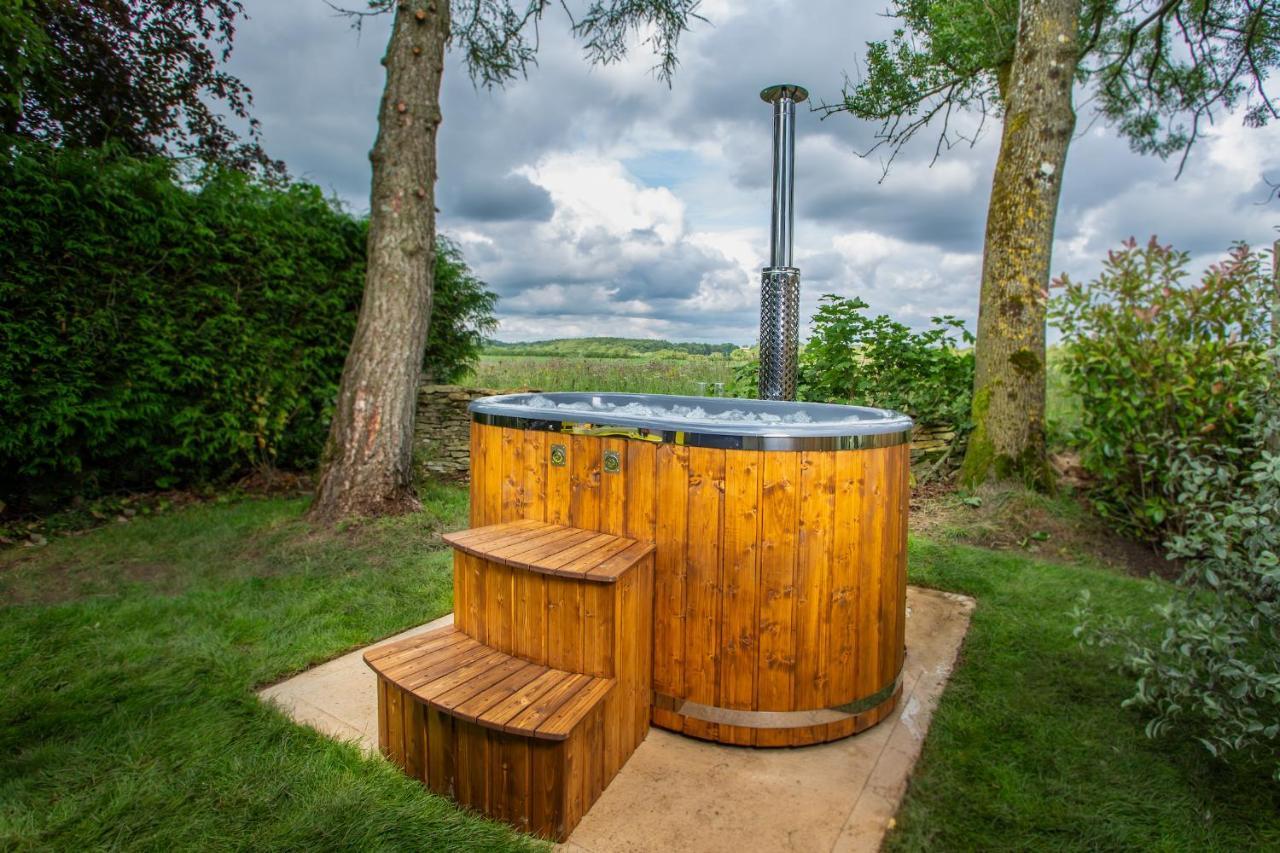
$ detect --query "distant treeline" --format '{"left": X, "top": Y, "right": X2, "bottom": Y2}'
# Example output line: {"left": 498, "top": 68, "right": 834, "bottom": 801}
{"left": 483, "top": 337, "right": 741, "bottom": 359}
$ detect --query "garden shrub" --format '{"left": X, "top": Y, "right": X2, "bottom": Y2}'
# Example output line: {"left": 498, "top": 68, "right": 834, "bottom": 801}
{"left": 730, "top": 295, "right": 975, "bottom": 430}
{"left": 422, "top": 238, "right": 499, "bottom": 383}
{"left": 1051, "top": 237, "right": 1273, "bottom": 542}
{"left": 0, "top": 142, "right": 495, "bottom": 508}
{"left": 1075, "top": 398, "right": 1280, "bottom": 780}
{"left": 800, "top": 295, "right": 974, "bottom": 427}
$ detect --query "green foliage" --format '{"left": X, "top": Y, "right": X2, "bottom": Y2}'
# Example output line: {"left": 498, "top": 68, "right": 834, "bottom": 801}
{"left": 839, "top": 1, "right": 1279, "bottom": 168}
{"left": 846, "top": 0, "right": 1016, "bottom": 124}
{"left": 798, "top": 295, "right": 974, "bottom": 427}
{"left": 724, "top": 296, "right": 973, "bottom": 426}
{"left": 0, "top": 144, "right": 361, "bottom": 505}
{"left": 354, "top": 0, "right": 702, "bottom": 90}
{"left": 0, "top": 143, "right": 496, "bottom": 507}
{"left": 0, "top": 0, "right": 279, "bottom": 175}
{"left": 483, "top": 337, "right": 739, "bottom": 359}
{"left": 1075, "top": 404, "right": 1280, "bottom": 781}
{"left": 1088, "top": 1, "right": 1280, "bottom": 162}
{"left": 439, "top": 0, "right": 703, "bottom": 89}
{"left": 1045, "top": 345, "right": 1083, "bottom": 445}
{"left": 0, "top": 1, "right": 53, "bottom": 126}
{"left": 424, "top": 238, "right": 498, "bottom": 383}
{"left": 1050, "top": 237, "right": 1272, "bottom": 542}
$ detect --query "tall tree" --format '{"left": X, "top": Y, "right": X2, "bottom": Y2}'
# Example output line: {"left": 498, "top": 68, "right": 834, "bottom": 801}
{"left": 309, "top": 0, "right": 703, "bottom": 521}
{"left": 828, "top": 0, "right": 1280, "bottom": 487}
{"left": 0, "top": 0, "right": 279, "bottom": 174}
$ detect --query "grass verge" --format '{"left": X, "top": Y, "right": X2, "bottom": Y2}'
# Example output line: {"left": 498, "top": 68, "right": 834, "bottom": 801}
{"left": 2, "top": 484, "right": 1275, "bottom": 850}
{"left": 890, "top": 537, "right": 1279, "bottom": 851}
{"left": 0, "top": 483, "right": 543, "bottom": 851}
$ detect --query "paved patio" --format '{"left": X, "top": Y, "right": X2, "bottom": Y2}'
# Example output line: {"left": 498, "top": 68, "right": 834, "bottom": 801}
{"left": 259, "top": 585, "right": 974, "bottom": 852}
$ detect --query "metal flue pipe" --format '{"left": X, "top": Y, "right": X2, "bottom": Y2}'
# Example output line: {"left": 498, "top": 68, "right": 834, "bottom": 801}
{"left": 758, "top": 84, "right": 807, "bottom": 401}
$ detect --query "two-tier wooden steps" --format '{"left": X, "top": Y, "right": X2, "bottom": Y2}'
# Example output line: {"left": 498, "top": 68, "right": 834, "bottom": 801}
{"left": 364, "top": 520, "right": 654, "bottom": 842}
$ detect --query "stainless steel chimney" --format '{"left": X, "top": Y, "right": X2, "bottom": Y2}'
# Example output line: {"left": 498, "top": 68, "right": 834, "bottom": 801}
{"left": 758, "top": 84, "right": 807, "bottom": 401}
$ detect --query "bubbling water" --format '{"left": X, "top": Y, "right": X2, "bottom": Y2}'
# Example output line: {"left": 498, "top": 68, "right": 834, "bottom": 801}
{"left": 525, "top": 394, "right": 839, "bottom": 425}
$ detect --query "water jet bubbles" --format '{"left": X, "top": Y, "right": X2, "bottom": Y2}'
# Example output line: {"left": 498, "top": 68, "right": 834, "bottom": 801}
{"left": 495, "top": 393, "right": 902, "bottom": 428}
{"left": 526, "top": 395, "right": 557, "bottom": 410}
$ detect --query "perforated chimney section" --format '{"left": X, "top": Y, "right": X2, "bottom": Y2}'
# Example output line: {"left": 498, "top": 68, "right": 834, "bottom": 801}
{"left": 757, "top": 84, "right": 807, "bottom": 402}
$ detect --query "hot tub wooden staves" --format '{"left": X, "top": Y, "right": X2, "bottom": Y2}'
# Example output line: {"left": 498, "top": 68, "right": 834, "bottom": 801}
{"left": 468, "top": 422, "right": 909, "bottom": 748}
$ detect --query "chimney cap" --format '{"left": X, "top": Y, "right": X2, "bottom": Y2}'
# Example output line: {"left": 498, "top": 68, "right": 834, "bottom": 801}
{"left": 760, "top": 84, "right": 809, "bottom": 104}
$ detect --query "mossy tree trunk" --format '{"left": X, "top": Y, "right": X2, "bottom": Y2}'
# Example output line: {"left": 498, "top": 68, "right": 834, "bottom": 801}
{"left": 959, "top": 0, "right": 1080, "bottom": 489}
{"left": 309, "top": 0, "right": 449, "bottom": 522}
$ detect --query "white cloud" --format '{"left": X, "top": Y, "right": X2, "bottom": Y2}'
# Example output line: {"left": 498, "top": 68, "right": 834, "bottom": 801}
{"left": 524, "top": 155, "right": 686, "bottom": 244}
{"left": 229, "top": 0, "right": 1280, "bottom": 344}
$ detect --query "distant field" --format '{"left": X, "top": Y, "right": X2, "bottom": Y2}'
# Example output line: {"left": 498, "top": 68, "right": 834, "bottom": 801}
{"left": 463, "top": 355, "right": 740, "bottom": 396}
{"left": 484, "top": 336, "right": 739, "bottom": 359}
{"left": 462, "top": 346, "right": 1083, "bottom": 446}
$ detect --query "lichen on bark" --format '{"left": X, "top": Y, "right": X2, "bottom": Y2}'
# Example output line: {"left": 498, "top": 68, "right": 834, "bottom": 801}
{"left": 959, "top": 0, "right": 1078, "bottom": 490}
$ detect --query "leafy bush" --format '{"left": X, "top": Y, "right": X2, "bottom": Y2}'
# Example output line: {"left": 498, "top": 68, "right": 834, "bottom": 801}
{"left": 1051, "top": 238, "right": 1272, "bottom": 542}
{"left": 423, "top": 238, "right": 498, "bottom": 383}
{"left": 1075, "top": 400, "right": 1280, "bottom": 780}
{"left": 800, "top": 295, "right": 974, "bottom": 426}
{"left": 0, "top": 143, "right": 495, "bottom": 508}
{"left": 730, "top": 295, "right": 975, "bottom": 429}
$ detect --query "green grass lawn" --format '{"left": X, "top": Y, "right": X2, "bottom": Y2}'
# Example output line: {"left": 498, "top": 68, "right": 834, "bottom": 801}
{"left": 2, "top": 486, "right": 1276, "bottom": 850}
{"left": 891, "top": 540, "right": 1278, "bottom": 851}
{"left": 0, "top": 484, "right": 544, "bottom": 851}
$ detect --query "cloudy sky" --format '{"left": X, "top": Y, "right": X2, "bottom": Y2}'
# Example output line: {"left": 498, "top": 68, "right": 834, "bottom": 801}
{"left": 227, "top": 0, "right": 1280, "bottom": 344}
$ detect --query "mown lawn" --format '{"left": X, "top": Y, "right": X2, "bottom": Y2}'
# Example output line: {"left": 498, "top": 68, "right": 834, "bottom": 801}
{"left": 1, "top": 486, "right": 1276, "bottom": 851}
{"left": 0, "top": 484, "right": 544, "bottom": 851}
{"left": 892, "top": 539, "right": 1279, "bottom": 851}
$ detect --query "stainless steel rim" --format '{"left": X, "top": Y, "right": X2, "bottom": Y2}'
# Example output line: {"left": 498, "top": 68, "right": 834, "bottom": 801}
{"left": 471, "top": 411, "right": 913, "bottom": 451}
{"left": 652, "top": 669, "right": 902, "bottom": 730}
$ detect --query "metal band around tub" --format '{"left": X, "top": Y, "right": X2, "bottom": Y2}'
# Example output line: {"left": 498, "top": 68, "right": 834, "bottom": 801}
{"left": 651, "top": 670, "right": 903, "bottom": 730}
{"left": 470, "top": 412, "right": 913, "bottom": 452}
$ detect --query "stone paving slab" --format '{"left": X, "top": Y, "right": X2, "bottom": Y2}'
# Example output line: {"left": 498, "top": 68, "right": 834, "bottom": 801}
{"left": 259, "top": 613, "right": 456, "bottom": 748}
{"left": 258, "top": 587, "right": 974, "bottom": 853}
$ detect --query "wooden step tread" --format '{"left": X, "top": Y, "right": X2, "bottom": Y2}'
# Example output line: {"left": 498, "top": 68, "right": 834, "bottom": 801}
{"left": 442, "top": 521, "right": 654, "bottom": 583}
{"left": 364, "top": 625, "right": 614, "bottom": 741}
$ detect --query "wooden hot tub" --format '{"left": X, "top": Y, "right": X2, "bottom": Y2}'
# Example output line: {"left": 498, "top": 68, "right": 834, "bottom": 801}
{"left": 467, "top": 392, "right": 911, "bottom": 747}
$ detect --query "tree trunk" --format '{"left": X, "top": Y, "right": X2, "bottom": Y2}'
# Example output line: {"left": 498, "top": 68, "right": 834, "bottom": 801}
{"left": 308, "top": 0, "right": 449, "bottom": 522}
{"left": 959, "top": 0, "right": 1080, "bottom": 489}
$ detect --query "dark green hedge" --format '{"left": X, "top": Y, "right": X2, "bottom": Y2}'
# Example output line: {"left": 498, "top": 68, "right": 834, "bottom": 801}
{"left": 0, "top": 144, "right": 493, "bottom": 508}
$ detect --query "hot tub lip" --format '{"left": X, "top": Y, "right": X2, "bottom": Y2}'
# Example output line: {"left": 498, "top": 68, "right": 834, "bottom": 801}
{"left": 469, "top": 392, "right": 914, "bottom": 452}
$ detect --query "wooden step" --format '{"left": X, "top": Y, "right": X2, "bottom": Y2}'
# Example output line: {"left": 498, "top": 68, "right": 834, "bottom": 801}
{"left": 373, "top": 520, "right": 655, "bottom": 841}
{"left": 442, "top": 521, "right": 653, "bottom": 583}
{"left": 365, "top": 625, "right": 613, "bottom": 741}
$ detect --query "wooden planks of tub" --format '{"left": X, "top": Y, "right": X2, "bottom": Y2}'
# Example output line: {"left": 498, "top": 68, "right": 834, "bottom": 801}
{"left": 469, "top": 421, "right": 909, "bottom": 748}
{"left": 365, "top": 521, "right": 653, "bottom": 842}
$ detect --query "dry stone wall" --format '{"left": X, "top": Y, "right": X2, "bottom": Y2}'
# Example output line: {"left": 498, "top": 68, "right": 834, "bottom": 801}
{"left": 909, "top": 424, "right": 961, "bottom": 465}
{"left": 413, "top": 385, "right": 528, "bottom": 480}
{"left": 415, "top": 383, "right": 964, "bottom": 481}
